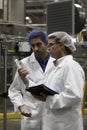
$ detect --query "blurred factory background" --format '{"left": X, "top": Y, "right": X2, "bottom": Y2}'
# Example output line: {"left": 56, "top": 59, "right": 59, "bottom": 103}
{"left": 0, "top": 0, "right": 87, "bottom": 130}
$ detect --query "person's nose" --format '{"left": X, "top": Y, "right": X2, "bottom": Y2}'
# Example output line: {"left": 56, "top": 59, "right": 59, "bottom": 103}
{"left": 34, "top": 45, "right": 38, "bottom": 51}
{"left": 47, "top": 47, "right": 50, "bottom": 52}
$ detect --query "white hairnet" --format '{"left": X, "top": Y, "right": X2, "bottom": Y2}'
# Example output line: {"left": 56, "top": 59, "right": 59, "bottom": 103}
{"left": 48, "top": 31, "right": 76, "bottom": 52}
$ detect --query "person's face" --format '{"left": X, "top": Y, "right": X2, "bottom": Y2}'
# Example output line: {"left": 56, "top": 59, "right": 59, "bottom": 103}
{"left": 48, "top": 38, "right": 63, "bottom": 59}
{"left": 30, "top": 38, "right": 47, "bottom": 59}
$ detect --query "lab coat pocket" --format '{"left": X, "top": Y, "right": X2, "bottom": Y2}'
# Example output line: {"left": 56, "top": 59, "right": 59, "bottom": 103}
{"left": 21, "top": 116, "right": 41, "bottom": 129}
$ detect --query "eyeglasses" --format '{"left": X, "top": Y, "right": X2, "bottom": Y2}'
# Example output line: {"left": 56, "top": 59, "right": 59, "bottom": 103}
{"left": 47, "top": 43, "right": 56, "bottom": 48}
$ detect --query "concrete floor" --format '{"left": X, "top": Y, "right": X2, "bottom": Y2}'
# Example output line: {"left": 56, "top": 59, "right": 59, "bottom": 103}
{"left": 0, "top": 115, "right": 87, "bottom": 130}
{"left": 0, "top": 119, "right": 20, "bottom": 130}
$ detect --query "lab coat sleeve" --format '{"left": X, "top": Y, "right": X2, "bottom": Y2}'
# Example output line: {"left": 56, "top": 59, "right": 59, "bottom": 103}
{"left": 28, "top": 79, "right": 37, "bottom": 87}
{"left": 45, "top": 65, "right": 85, "bottom": 109}
{"left": 8, "top": 71, "right": 25, "bottom": 112}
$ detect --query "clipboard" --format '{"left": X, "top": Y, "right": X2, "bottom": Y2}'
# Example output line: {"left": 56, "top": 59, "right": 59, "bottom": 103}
{"left": 26, "top": 84, "right": 58, "bottom": 96}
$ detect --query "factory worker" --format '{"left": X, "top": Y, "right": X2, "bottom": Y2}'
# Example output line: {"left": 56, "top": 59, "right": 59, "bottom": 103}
{"left": 32, "top": 31, "right": 85, "bottom": 130}
{"left": 8, "top": 30, "right": 54, "bottom": 130}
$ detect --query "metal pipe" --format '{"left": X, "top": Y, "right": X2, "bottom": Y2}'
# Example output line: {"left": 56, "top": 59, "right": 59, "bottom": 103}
{"left": 3, "top": 47, "right": 7, "bottom": 130}
{"left": 72, "top": 0, "right": 75, "bottom": 36}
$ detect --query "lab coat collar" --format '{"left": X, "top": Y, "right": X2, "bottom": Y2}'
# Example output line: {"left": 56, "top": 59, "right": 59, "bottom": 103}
{"left": 53, "top": 55, "right": 73, "bottom": 67}
{"left": 29, "top": 52, "right": 37, "bottom": 63}
{"left": 29, "top": 52, "right": 55, "bottom": 65}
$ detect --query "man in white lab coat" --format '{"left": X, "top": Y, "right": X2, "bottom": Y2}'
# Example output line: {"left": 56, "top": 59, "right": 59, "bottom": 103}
{"left": 8, "top": 30, "right": 54, "bottom": 130}
{"left": 32, "top": 31, "right": 85, "bottom": 130}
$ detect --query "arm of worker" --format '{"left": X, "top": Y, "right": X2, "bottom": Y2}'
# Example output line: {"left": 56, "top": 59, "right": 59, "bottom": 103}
{"left": 8, "top": 73, "right": 32, "bottom": 117}
{"left": 18, "top": 67, "right": 37, "bottom": 87}
{"left": 8, "top": 73, "right": 26, "bottom": 112}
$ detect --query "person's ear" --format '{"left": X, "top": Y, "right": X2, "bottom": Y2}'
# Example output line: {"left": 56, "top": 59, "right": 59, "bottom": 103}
{"left": 59, "top": 42, "right": 64, "bottom": 49}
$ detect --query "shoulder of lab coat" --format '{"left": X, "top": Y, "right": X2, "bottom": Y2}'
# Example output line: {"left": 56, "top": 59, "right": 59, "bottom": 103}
{"left": 21, "top": 52, "right": 36, "bottom": 64}
{"left": 45, "top": 55, "right": 85, "bottom": 109}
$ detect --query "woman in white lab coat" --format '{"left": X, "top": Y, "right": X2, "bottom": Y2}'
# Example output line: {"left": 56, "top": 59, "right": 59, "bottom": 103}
{"left": 8, "top": 30, "right": 54, "bottom": 130}
{"left": 32, "top": 32, "right": 85, "bottom": 130}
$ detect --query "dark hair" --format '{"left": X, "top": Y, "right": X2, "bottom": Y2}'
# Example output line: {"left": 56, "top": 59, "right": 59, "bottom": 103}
{"left": 64, "top": 46, "right": 72, "bottom": 54}
{"left": 28, "top": 30, "right": 48, "bottom": 45}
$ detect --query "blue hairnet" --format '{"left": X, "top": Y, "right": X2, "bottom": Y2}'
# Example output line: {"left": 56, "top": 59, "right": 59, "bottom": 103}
{"left": 28, "top": 30, "right": 48, "bottom": 45}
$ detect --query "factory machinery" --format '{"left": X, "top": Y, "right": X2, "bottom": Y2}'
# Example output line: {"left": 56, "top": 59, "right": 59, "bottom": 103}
{"left": 0, "top": 24, "right": 32, "bottom": 123}
{"left": 73, "top": 41, "right": 87, "bottom": 114}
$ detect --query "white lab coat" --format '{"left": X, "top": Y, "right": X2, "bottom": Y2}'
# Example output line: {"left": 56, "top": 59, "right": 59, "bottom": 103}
{"left": 8, "top": 52, "right": 55, "bottom": 130}
{"left": 42, "top": 55, "right": 85, "bottom": 130}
